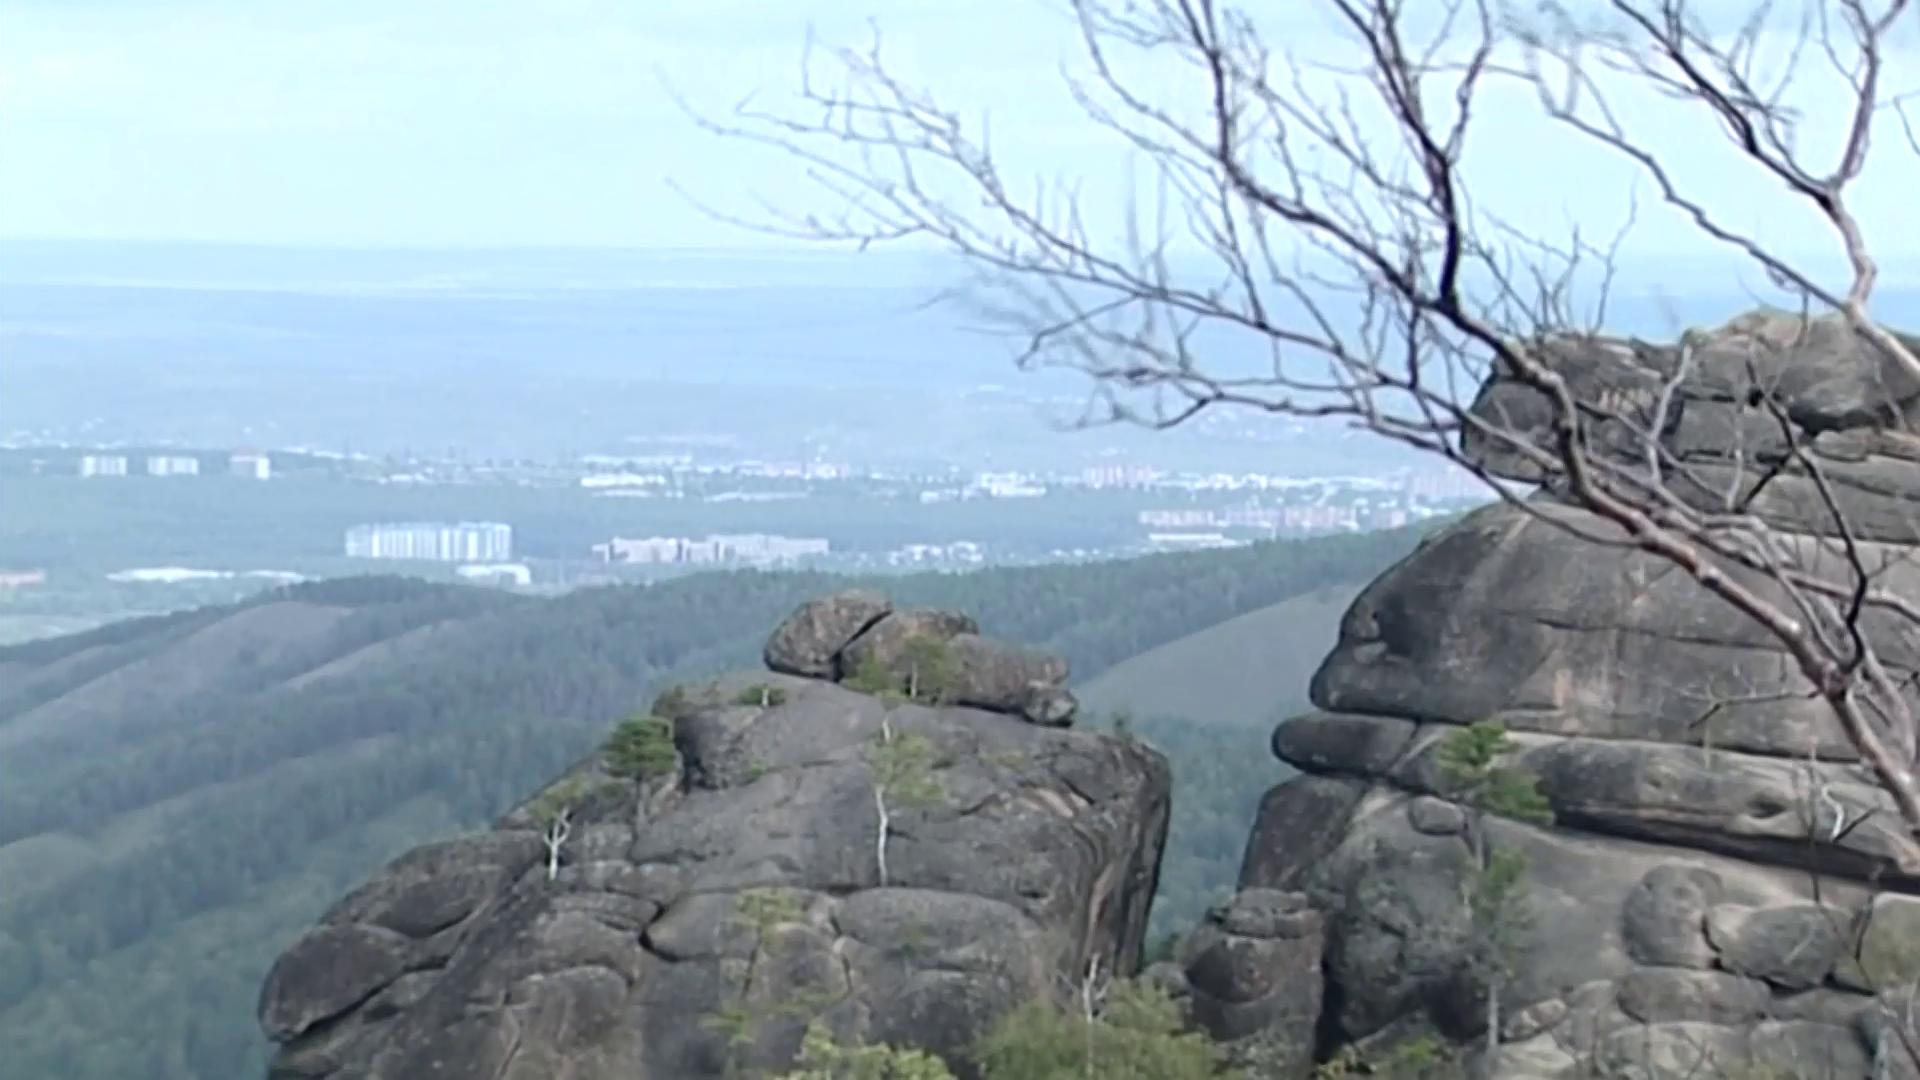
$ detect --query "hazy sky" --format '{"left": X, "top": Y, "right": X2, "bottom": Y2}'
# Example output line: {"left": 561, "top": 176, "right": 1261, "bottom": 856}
{"left": 4, "top": 0, "right": 1918, "bottom": 264}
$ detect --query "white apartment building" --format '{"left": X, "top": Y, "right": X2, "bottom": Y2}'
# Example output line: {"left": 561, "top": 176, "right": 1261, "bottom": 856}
{"left": 592, "top": 533, "right": 829, "bottom": 567}
{"left": 971, "top": 472, "right": 1047, "bottom": 498}
{"left": 146, "top": 455, "right": 201, "bottom": 476}
{"left": 1138, "top": 508, "right": 1217, "bottom": 529}
{"left": 79, "top": 454, "right": 129, "bottom": 477}
{"left": 230, "top": 452, "right": 273, "bottom": 480}
{"left": 345, "top": 522, "right": 514, "bottom": 562}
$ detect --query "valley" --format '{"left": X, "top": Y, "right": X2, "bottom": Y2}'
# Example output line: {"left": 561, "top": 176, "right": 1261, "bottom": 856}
{"left": 0, "top": 525, "right": 1423, "bottom": 1080}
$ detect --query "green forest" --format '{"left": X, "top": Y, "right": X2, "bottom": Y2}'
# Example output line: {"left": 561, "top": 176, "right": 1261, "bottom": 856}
{"left": 0, "top": 524, "right": 1425, "bottom": 1080}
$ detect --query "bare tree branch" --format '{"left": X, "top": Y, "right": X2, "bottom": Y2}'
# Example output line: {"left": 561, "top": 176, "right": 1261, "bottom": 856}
{"left": 669, "top": 0, "right": 1920, "bottom": 846}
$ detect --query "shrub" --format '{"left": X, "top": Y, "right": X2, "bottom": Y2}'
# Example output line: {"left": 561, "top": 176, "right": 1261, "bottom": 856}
{"left": 737, "top": 683, "right": 790, "bottom": 708}
{"left": 774, "top": 1023, "right": 958, "bottom": 1080}
{"left": 842, "top": 638, "right": 957, "bottom": 705}
{"left": 972, "top": 978, "right": 1238, "bottom": 1080}
{"left": 602, "top": 714, "right": 678, "bottom": 780}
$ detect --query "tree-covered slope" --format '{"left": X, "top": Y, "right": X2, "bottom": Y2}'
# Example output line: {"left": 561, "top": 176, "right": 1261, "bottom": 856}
{"left": 1076, "top": 583, "right": 1363, "bottom": 728}
{"left": 0, "top": 525, "right": 1423, "bottom": 1080}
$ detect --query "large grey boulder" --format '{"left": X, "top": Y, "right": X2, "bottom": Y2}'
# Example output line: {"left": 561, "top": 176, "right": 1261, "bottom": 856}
{"left": 259, "top": 601, "right": 1169, "bottom": 1080}
{"left": 1465, "top": 309, "right": 1920, "bottom": 543}
{"left": 835, "top": 608, "right": 980, "bottom": 680}
{"left": 764, "top": 588, "right": 892, "bottom": 678}
{"left": 1180, "top": 888, "right": 1325, "bottom": 1074}
{"left": 1199, "top": 309, "right": 1920, "bottom": 1080}
{"left": 832, "top": 608, "right": 1080, "bottom": 726}
{"left": 1226, "top": 497, "right": 1920, "bottom": 1076}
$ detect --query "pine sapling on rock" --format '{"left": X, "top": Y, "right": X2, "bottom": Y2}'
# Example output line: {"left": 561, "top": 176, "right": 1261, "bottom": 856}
{"left": 602, "top": 714, "right": 678, "bottom": 781}
{"left": 1435, "top": 720, "right": 1554, "bottom": 1067}
{"left": 864, "top": 717, "right": 943, "bottom": 888}
{"left": 528, "top": 775, "right": 591, "bottom": 882}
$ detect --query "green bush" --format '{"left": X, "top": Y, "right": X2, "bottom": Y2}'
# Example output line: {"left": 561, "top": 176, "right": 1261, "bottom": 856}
{"left": 759, "top": 977, "right": 1241, "bottom": 1079}
{"left": 842, "top": 638, "right": 957, "bottom": 705}
{"left": 602, "top": 715, "right": 678, "bottom": 780}
{"left": 842, "top": 655, "right": 903, "bottom": 700}
{"left": 972, "top": 978, "right": 1239, "bottom": 1080}
{"left": 774, "top": 1023, "right": 958, "bottom": 1080}
{"left": 737, "top": 683, "right": 790, "bottom": 707}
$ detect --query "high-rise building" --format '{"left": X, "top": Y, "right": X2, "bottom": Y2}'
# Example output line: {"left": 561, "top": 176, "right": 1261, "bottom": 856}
{"left": 344, "top": 522, "right": 513, "bottom": 562}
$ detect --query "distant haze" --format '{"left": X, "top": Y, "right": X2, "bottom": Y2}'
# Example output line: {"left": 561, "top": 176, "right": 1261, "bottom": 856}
{"left": 9, "top": 241, "right": 1920, "bottom": 465}
{"left": 2, "top": 0, "right": 1917, "bottom": 260}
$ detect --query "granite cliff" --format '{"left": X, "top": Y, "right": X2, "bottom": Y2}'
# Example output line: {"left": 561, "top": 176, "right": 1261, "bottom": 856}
{"left": 257, "top": 592, "right": 1171, "bottom": 1079}
{"left": 1167, "top": 310, "right": 1920, "bottom": 1080}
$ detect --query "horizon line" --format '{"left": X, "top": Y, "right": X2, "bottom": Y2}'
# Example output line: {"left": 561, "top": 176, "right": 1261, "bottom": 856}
{"left": 0, "top": 236, "right": 944, "bottom": 257}
{"left": 6, "top": 235, "right": 1914, "bottom": 267}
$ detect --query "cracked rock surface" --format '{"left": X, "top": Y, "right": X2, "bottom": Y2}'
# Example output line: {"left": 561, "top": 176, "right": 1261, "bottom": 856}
{"left": 1195, "top": 311, "right": 1920, "bottom": 1080}
{"left": 258, "top": 594, "right": 1170, "bottom": 1079}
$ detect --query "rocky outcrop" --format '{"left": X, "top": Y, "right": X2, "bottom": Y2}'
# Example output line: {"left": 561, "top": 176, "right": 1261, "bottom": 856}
{"left": 1199, "top": 311, "right": 1920, "bottom": 1079}
{"left": 1178, "top": 889, "right": 1327, "bottom": 1074}
{"left": 259, "top": 593, "right": 1169, "bottom": 1079}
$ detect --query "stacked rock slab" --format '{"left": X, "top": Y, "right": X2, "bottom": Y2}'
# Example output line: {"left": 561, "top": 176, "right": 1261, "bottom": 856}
{"left": 1202, "top": 311, "right": 1920, "bottom": 1080}
{"left": 258, "top": 591, "right": 1171, "bottom": 1079}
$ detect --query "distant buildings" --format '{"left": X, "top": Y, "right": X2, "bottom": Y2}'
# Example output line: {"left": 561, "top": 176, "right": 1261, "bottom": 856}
{"left": 77, "top": 451, "right": 257, "bottom": 478}
{"left": 230, "top": 451, "right": 273, "bottom": 480}
{"left": 1081, "top": 464, "right": 1162, "bottom": 488}
{"left": 1139, "top": 508, "right": 1219, "bottom": 529}
{"left": 146, "top": 455, "right": 200, "bottom": 476}
{"left": 79, "top": 454, "right": 129, "bottom": 478}
{"left": 970, "top": 472, "right": 1047, "bottom": 498}
{"left": 1405, "top": 468, "right": 1484, "bottom": 503}
{"left": 592, "top": 533, "right": 829, "bottom": 568}
{"left": 345, "top": 522, "right": 514, "bottom": 562}
{"left": 456, "top": 563, "right": 533, "bottom": 587}
{"left": 1145, "top": 532, "right": 1245, "bottom": 550}
{"left": 104, "top": 568, "right": 306, "bottom": 584}
{"left": 886, "top": 541, "right": 985, "bottom": 566}
{"left": 1139, "top": 503, "right": 1356, "bottom": 532}
{"left": 1361, "top": 506, "right": 1410, "bottom": 530}
{"left": 580, "top": 472, "right": 668, "bottom": 490}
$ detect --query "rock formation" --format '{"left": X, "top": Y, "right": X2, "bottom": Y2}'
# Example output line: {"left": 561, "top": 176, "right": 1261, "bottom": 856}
{"left": 1193, "top": 310, "right": 1920, "bottom": 1079}
{"left": 258, "top": 593, "right": 1170, "bottom": 1079}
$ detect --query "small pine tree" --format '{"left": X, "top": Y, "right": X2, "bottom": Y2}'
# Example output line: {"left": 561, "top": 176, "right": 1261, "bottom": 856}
{"left": 1435, "top": 720, "right": 1553, "bottom": 1063}
{"left": 527, "top": 775, "right": 590, "bottom": 882}
{"left": 1436, "top": 720, "right": 1554, "bottom": 827}
{"left": 1310, "top": 1036, "right": 1452, "bottom": 1080}
{"left": 603, "top": 714, "right": 678, "bottom": 780}
{"left": 653, "top": 683, "right": 694, "bottom": 720}
{"left": 896, "top": 637, "right": 957, "bottom": 704}
{"left": 842, "top": 638, "right": 958, "bottom": 706}
{"left": 774, "top": 1023, "right": 959, "bottom": 1080}
{"left": 738, "top": 683, "right": 791, "bottom": 708}
{"left": 971, "top": 978, "right": 1238, "bottom": 1080}
{"left": 844, "top": 655, "right": 905, "bottom": 702}
{"left": 865, "top": 719, "right": 944, "bottom": 887}
{"left": 709, "top": 886, "right": 838, "bottom": 1078}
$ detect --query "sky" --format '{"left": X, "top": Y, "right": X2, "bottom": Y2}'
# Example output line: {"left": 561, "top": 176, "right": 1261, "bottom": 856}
{"left": 3, "top": 0, "right": 1919, "bottom": 269}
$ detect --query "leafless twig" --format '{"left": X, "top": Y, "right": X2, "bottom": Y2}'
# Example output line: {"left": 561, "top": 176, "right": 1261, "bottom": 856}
{"left": 671, "top": 0, "right": 1920, "bottom": 845}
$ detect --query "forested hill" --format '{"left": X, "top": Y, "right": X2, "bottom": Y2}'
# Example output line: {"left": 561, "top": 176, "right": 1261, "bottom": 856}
{"left": 0, "top": 523, "right": 1428, "bottom": 1080}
